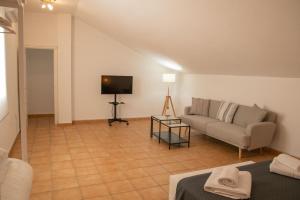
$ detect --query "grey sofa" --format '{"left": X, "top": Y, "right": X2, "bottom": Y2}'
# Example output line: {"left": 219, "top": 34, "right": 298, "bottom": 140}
{"left": 181, "top": 99, "right": 277, "bottom": 158}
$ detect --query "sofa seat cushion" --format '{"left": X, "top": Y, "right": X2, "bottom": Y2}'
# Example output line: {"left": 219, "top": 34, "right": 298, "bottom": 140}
{"left": 180, "top": 115, "right": 219, "bottom": 133}
{"left": 206, "top": 122, "right": 250, "bottom": 148}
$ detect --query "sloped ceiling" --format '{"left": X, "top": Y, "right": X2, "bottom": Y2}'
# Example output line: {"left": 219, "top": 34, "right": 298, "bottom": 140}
{"left": 26, "top": 0, "right": 300, "bottom": 77}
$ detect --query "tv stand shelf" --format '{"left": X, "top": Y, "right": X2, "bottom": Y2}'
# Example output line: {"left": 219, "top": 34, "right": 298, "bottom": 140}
{"left": 109, "top": 102, "right": 125, "bottom": 105}
{"left": 108, "top": 94, "right": 129, "bottom": 126}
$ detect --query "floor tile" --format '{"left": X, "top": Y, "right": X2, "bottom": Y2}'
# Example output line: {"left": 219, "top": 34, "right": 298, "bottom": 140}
{"left": 51, "top": 160, "right": 74, "bottom": 170}
{"left": 52, "top": 177, "right": 79, "bottom": 190}
{"left": 151, "top": 173, "right": 170, "bottom": 185}
{"left": 31, "top": 180, "right": 52, "bottom": 194}
{"left": 84, "top": 197, "right": 112, "bottom": 200}
{"left": 106, "top": 180, "right": 135, "bottom": 194}
{"left": 112, "top": 191, "right": 142, "bottom": 200}
{"left": 51, "top": 154, "right": 72, "bottom": 162}
{"left": 52, "top": 168, "right": 76, "bottom": 178}
{"left": 81, "top": 184, "right": 110, "bottom": 199}
{"left": 130, "top": 177, "right": 158, "bottom": 190}
{"left": 138, "top": 187, "right": 168, "bottom": 200}
{"left": 124, "top": 168, "right": 148, "bottom": 179}
{"left": 162, "top": 162, "right": 187, "bottom": 172}
{"left": 143, "top": 165, "right": 168, "bottom": 176}
{"left": 33, "top": 171, "right": 52, "bottom": 182}
{"left": 161, "top": 184, "right": 169, "bottom": 193}
{"left": 75, "top": 166, "right": 99, "bottom": 176}
{"left": 30, "top": 192, "right": 51, "bottom": 200}
{"left": 77, "top": 174, "right": 103, "bottom": 186}
{"left": 73, "top": 158, "right": 95, "bottom": 168}
{"left": 52, "top": 188, "right": 82, "bottom": 200}
{"left": 101, "top": 171, "right": 127, "bottom": 183}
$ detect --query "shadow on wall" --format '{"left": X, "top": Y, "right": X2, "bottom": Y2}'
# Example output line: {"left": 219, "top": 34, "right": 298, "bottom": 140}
{"left": 271, "top": 113, "right": 287, "bottom": 152}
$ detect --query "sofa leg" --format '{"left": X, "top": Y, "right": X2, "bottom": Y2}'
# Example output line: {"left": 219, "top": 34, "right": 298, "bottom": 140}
{"left": 239, "top": 148, "right": 242, "bottom": 159}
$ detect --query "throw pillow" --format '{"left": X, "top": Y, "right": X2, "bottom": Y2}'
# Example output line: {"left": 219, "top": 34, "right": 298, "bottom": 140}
{"left": 224, "top": 103, "right": 239, "bottom": 123}
{"left": 216, "top": 101, "right": 230, "bottom": 121}
{"left": 209, "top": 100, "right": 222, "bottom": 119}
{"left": 233, "top": 104, "right": 268, "bottom": 127}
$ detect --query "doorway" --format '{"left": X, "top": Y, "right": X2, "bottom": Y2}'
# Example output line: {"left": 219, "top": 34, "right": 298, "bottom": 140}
{"left": 26, "top": 48, "right": 57, "bottom": 123}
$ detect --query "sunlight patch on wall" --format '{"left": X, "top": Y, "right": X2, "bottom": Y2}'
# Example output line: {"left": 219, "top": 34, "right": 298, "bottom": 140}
{"left": 0, "top": 31, "right": 8, "bottom": 121}
{"left": 156, "top": 57, "right": 182, "bottom": 71}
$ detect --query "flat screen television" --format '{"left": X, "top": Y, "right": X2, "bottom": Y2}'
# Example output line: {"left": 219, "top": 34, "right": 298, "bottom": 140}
{"left": 101, "top": 75, "right": 133, "bottom": 94}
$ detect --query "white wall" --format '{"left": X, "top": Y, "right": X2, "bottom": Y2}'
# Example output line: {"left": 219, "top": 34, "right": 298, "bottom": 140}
{"left": 26, "top": 49, "right": 54, "bottom": 115}
{"left": 57, "top": 14, "right": 72, "bottom": 124}
{"left": 24, "top": 13, "right": 58, "bottom": 47}
{"left": 0, "top": 29, "right": 20, "bottom": 151}
{"left": 24, "top": 13, "right": 72, "bottom": 123}
{"left": 179, "top": 74, "right": 300, "bottom": 157}
{"left": 72, "top": 18, "right": 178, "bottom": 120}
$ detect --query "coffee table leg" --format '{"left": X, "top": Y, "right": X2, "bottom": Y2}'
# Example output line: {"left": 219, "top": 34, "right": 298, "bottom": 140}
{"left": 169, "top": 127, "right": 171, "bottom": 150}
{"left": 184, "top": 127, "right": 187, "bottom": 137}
{"left": 159, "top": 122, "right": 161, "bottom": 143}
{"left": 150, "top": 117, "right": 153, "bottom": 138}
{"left": 179, "top": 126, "right": 181, "bottom": 147}
{"left": 188, "top": 126, "right": 191, "bottom": 148}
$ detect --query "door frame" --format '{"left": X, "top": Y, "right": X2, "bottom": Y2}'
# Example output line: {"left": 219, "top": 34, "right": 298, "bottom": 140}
{"left": 25, "top": 45, "right": 59, "bottom": 124}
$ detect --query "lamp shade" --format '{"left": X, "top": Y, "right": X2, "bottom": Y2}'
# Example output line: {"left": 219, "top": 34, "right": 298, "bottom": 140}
{"left": 162, "top": 74, "right": 176, "bottom": 83}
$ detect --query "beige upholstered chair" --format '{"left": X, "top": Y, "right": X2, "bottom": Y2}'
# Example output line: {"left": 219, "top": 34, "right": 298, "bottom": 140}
{"left": 0, "top": 148, "right": 33, "bottom": 200}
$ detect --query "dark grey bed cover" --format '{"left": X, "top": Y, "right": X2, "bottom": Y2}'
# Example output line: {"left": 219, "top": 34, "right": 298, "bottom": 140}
{"left": 176, "top": 160, "right": 300, "bottom": 200}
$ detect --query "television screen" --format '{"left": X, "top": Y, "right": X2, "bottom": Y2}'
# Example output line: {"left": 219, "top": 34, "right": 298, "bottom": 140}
{"left": 101, "top": 75, "right": 133, "bottom": 94}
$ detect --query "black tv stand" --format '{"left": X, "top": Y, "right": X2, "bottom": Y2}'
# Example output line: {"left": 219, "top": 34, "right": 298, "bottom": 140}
{"left": 108, "top": 94, "right": 129, "bottom": 126}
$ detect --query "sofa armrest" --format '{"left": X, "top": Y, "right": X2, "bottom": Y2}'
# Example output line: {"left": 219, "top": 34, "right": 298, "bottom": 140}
{"left": 184, "top": 106, "right": 192, "bottom": 115}
{"left": 246, "top": 122, "right": 276, "bottom": 150}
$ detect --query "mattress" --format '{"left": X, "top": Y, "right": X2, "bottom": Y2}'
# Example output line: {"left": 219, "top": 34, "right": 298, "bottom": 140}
{"left": 176, "top": 160, "right": 300, "bottom": 200}
{"left": 169, "top": 161, "right": 254, "bottom": 200}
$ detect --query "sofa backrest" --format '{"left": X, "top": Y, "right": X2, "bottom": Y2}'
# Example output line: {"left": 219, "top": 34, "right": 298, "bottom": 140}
{"left": 189, "top": 98, "right": 277, "bottom": 126}
{"left": 209, "top": 100, "right": 222, "bottom": 119}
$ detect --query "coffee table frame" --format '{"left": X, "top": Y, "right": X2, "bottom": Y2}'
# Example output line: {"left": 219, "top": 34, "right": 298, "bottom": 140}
{"left": 150, "top": 116, "right": 191, "bottom": 149}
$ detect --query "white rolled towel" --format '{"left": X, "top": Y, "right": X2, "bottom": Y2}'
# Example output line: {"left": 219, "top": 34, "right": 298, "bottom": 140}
{"left": 218, "top": 167, "right": 239, "bottom": 188}
{"left": 204, "top": 168, "right": 252, "bottom": 199}
{"left": 275, "top": 154, "right": 300, "bottom": 172}
{"left": 270, "top": 156, "right": 300, "bottom": 179}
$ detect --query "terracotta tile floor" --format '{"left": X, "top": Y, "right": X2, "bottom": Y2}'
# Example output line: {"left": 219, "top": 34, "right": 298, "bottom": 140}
{"left": 10, "top": 117, "right": 277, "bottom": 200}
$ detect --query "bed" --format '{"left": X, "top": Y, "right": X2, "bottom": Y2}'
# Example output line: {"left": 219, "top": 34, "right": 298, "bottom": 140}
{"left": 171, "top": 160, "right": 300, "bottom": 200}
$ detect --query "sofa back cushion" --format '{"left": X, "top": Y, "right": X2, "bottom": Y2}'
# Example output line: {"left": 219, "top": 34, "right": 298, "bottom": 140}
{"left": 190, "top": 98, "right": 210, "bottom": 116}
{"left": 209, "top": 100, "right": 222, "bottom": 119}
{"left": 233, "top": 105, "right": 268, "bottom": 127}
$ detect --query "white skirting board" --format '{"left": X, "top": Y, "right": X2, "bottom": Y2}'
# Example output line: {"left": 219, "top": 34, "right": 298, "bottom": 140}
{"left": 169, "top": 161, "right": 255, "bottom": 200}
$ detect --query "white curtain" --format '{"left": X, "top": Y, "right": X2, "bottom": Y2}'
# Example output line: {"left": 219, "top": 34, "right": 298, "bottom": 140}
{"left": 0, "top": 33, "right": 8, "bottom": 121}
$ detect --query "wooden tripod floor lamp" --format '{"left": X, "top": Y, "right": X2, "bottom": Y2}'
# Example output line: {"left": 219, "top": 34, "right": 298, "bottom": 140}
{"left": 162, "top": 74, "right": 176, "bottom": 117}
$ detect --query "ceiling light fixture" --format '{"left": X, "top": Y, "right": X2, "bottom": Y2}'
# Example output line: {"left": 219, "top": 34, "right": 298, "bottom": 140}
{"left": 40, "top": 0, "right": 56, "bottom": 11}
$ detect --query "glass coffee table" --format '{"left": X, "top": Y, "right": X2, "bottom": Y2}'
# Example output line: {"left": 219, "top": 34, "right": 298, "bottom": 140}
{"left": 150, "top": 115, "right": 191, "bottom": 149}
